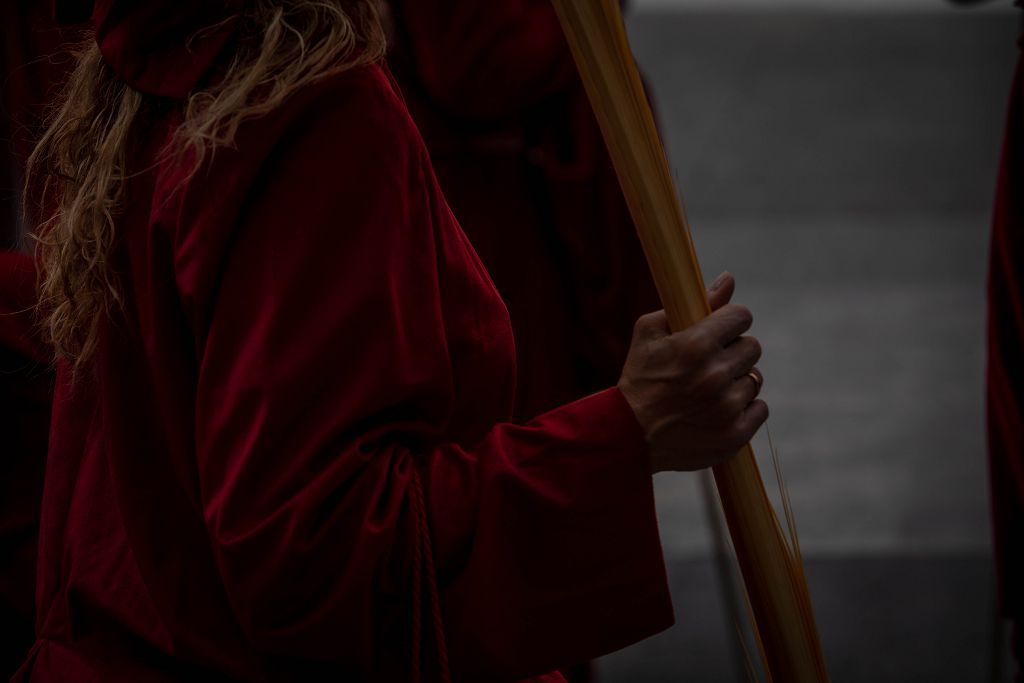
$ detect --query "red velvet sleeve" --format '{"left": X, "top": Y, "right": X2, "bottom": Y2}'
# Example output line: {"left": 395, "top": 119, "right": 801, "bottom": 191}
{"left": 188, "top": 77, "right": 673, "bottom": 679}
{"left": 390, "top": 0, "right": 578, "bottom": 121}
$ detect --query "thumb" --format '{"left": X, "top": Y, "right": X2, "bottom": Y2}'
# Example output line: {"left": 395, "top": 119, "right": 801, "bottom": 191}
{"left": 706, "top": 271, "right": 735, "bottom": 311}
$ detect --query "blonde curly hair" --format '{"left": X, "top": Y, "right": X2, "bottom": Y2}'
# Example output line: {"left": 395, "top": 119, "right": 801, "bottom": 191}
{"left": 27, "top": 0, "right": 387, "bottom": 371}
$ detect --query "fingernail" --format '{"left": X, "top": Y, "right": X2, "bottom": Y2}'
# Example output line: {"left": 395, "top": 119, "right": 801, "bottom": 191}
{"left": 710, "top": 272, "right": 729, "bottom": 290}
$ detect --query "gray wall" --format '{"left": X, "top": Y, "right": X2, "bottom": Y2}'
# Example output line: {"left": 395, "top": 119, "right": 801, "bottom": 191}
{"left": 599, "top": 8, "right": 1019, "bottom": 681}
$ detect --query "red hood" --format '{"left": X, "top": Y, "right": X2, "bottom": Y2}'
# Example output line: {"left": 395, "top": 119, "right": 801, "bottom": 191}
{"left": 53, "top": 0, "right": 243, "bottom": 98}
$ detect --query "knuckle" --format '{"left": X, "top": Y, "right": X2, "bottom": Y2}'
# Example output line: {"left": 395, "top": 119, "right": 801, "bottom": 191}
{"left": 634, "top": 311, "right": 666, "bottom": 337}
{"left": 733, "top": 305, "right": 753, "bottom": 328}
{"left": 727, "top": 392, "right": 748, "bottom": 416}
{"left": 692, "top": 328, "right": 718, "bottom": 355}
{"left": 671, "top": 334, "right": 703, "bottom": 365}
{"left": 712, "top": 399, "right": 739, "bottom": 422}
{"left": 710, "top": 364, "right": 732, "bottom": 389}
{"left": 648, "top": 339, "right": 675, "bottom": 369}
{"left": 726, "top": 424, "right": 752, "bottom": 450}
{"left": 698, "top": 365, "right": 731, "bottom": 394}
{"left": 748, "top": 336, "right": 763, "bottom": 361}
{"left": 742, "top": 402, "right": 769, "bottom": 435}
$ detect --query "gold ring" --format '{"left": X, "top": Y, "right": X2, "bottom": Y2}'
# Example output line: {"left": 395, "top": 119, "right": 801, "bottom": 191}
{"left": 747, "top": 371, "right": 762, "bottom": 392}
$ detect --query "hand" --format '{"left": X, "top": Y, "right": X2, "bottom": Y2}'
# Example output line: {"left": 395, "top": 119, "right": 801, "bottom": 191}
{"left": 617, "top": 272, "right": 768, "bottom": 472}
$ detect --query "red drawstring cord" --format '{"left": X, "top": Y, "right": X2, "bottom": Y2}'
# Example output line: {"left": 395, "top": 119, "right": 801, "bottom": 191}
{"left": 410, "top": 465, "right": 452, "bottom": 683}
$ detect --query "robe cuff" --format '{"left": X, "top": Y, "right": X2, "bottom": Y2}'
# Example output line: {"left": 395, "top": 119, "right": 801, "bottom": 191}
{"left": 447, "top": 387, "right": 674, "bottom": 679}
{"left": 529, "top": 386, "right": 674, "bottom": 659}
{"left": 554, "top": 386, "right": 652, "bottom": 465}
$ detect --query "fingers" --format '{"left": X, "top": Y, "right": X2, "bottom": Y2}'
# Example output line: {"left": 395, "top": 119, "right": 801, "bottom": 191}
{"left": 634, "top": 271, "right": 738, "bottom": 346}
{"left": 747, "top": 367, "right": 763, "bottom": 393}
{"left": 633, "top": 310, "right": 671, "bottom": 341}
{"left": 732, "top": 399, "right": 769, "bottom": 445}
{"left": 691, "top": 396, "right": 768, "bottom": 470}
{"left": 707, "top": 304, "right": 753, "bottom": 346}
{"left": 719, "top": 336, "right": 762, "bottom": 378}
{"left": 706, "top": 271, "right": 735, "bottom": 311}
{"left": 715, "top": 399, "right": 771, "bottom": 455}
{"left": 718, "top": 366, "right": 763, "bottom": 416}
{"left": 673, "top": 303, "right": 752, "bottom": 354}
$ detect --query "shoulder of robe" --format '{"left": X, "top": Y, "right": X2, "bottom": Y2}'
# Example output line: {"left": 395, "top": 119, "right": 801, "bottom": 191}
{"left": 156, "top": 60, "right": 421, "bottom": 223}
{"left": 158, "top": 61, "right": 432, "bottom": 330}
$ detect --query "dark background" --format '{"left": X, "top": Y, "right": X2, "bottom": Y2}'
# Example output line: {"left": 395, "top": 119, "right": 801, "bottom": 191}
{"left": 599, "top": 4, "right": 1019, "bottom": 681}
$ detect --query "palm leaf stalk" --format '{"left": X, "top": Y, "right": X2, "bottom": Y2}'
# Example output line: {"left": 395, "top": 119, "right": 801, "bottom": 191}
{"left": 548, "top": 1, "right": 830, "bottom": 680}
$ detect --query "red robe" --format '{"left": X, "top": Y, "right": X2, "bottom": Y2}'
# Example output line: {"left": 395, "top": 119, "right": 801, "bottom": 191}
{"left": 1, "top": 2, "right": 74, "bottom": 676}
{"left": 16, "top": 3, "right": 673, "bottom": 681}
{"left": 387, "top": 0, "right": 658, "bottom": 420}
{"left": 989, "top": 25, "right": 1024, "bottom": 679}
{"left": 0, "top": 251, "right": 52, "bottom": 679}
